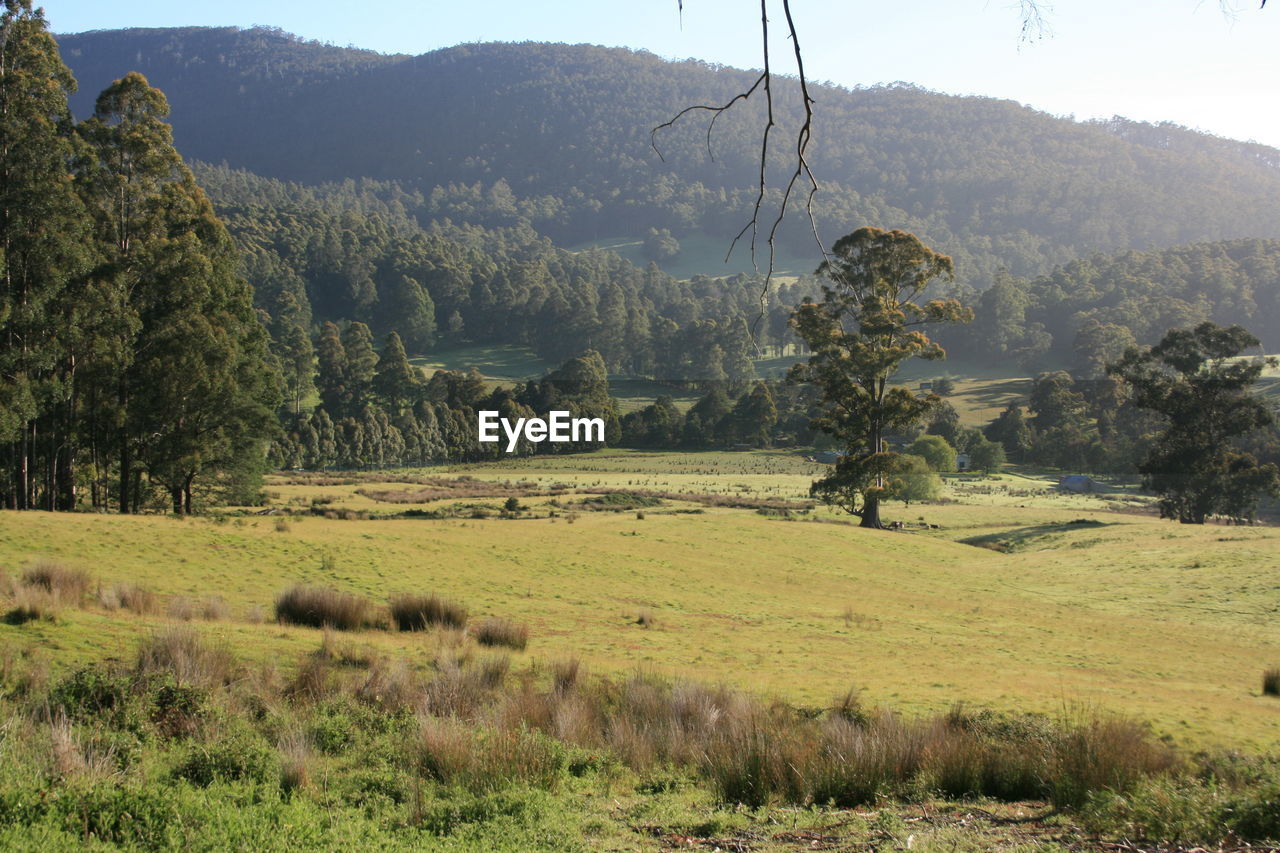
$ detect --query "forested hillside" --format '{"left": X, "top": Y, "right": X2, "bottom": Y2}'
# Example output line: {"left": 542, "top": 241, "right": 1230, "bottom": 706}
{"left": 955, "top": 239, "right": 1280, "bottom": 369}
{"left": 56, "top": 27, "right": 1280, "bottom": 290}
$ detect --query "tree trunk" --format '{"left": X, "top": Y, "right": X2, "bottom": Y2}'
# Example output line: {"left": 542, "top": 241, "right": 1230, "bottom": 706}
{"left": 859, "top": 494, "right": 883, "bottom": 529}
{"left": 170, "top": 486, "right": 183, "bottom": 516}
{"left": 119, "top": 441, "right": 131, "bottom": 513}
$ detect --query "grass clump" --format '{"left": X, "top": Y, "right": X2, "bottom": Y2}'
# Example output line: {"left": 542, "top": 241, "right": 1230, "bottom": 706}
{"left": 5, "top": 583, "right": 63, "bottom": 624}
{"left": 135, "top": 625, "right": 237, "bottom": 689}
{"left": 1263, "top": 667, "right": 1280, "bottom": 696}
{"left": 389, "top": 593, "right": 468, "bottom": 631}
{"left": 98, "top": 582, "right": 158, "bottom": 615}
{"left": 415, "top": 718, "right": 565, "bottom": 793}
{"left": 275, "top": 584, "right": 371, "bottom": 630}
{"left": 22, "top": 562, "right": 91, "bottom": 603}
{"left": 473, "top": 618, "right": 529, "bottom": 650}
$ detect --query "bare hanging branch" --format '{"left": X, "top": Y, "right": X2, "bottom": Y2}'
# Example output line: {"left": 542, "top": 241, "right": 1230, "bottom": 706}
{"left": 651, "top": 0, "right": 824, "bottom": 348}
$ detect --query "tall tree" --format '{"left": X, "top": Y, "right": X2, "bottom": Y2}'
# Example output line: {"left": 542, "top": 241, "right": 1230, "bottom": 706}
{"left": 0, "top": 0, "right": 90, "bottom": 509}
{"left": 789, "top": 227, "right": 971, "bottom": 528}
{"left": 79, "top": 72, "right": 279, "bottom": 513}
{"left": 1109, "top": 322, "right": 1280, "bottom": 524}
{"left": 373, "top": 330, "right": 419, "bottom": 413}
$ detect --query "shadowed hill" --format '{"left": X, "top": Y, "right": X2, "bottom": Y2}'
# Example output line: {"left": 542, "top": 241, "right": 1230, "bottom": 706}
{"left": 55, "top": 27, "right": 1280, "bottom": 289}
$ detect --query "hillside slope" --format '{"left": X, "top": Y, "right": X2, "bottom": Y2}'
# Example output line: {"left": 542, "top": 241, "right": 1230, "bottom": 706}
{"left": 56, "top": 27, "right": 1280, "bottom": 288}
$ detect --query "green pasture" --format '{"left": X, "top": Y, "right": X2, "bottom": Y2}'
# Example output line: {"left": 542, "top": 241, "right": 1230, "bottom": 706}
{"left": 2, "top": 451, "right": 1278, "bottom": 752}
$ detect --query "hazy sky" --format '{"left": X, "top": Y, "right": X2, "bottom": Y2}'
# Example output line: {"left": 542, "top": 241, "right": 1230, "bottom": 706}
{"left": 43, "top": 0, "right": 1280, "bottom": 148}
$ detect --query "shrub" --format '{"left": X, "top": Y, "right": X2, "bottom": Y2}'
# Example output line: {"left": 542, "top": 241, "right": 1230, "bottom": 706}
{"left": 473, "top": 618, "right": 529, "bottom": 650}
{"left": 149, "top": 680, "right": 208, "bottom": 738}
{"left": 1263, "top": 667, "right": 1280, "bottom": 696}
{"left": 389, "top": 593, "right": 468, "bottom": 631}
{"left": 22, "top": 562, "right": 91, "bottom": 603}
{"left": 275, "top": 584, "right": 370, "bottom": 630}
{"left": 47, "top": 667, "right": 144, "bottom": 734}
{"left": 172, "top": 727, "right": 277, "bottom": 786}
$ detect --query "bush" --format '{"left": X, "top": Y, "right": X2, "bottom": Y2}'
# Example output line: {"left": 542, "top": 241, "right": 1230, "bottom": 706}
{"left": 172, "top": 727, "right": 277, "bottom": 786}
{"left": 47, "top": 667, "right": 145, "bottom": 734}
{"left": 275, "top": 585, "right": 370, "bottom": 630}
{"left": 389, "top": 593, "right": 468, "bottom": 631}
{"left": 473, "top": 618, "right": 529, "bottom": 650}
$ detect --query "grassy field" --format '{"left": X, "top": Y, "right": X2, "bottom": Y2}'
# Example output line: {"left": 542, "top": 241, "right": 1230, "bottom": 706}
{"left": 3, "top": 451, "right": 1278, "bottom": 754}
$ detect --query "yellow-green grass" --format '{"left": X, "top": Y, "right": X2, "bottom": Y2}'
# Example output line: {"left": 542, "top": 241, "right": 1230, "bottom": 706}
{"left": 2, "top": 453, "right": 1278, "bottom": 752}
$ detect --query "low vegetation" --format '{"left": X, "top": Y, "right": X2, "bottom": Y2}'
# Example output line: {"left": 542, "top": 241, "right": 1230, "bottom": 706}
{"left": 274, "top": 585, "right": 372, "bottom": 630}
{"left": 473, "top": 618, "right": 530, "bottom": 650}
{"left": 0, "top": 630, "right": 1276, "bottom": 850}
{"left": 389, "top": 593, "right": 468, "bottom": 631}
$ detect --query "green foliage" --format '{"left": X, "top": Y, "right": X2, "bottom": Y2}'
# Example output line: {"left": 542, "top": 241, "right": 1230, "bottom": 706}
{"left": 966, "top": 436, "right": 1007, "bottom": 474}
{"left": 56, "top": 31, "right": 1280, "bottom": 304}
{"left": 907, "top": 435, "right": 957, "bottom": 473}
{"left": 1110, "top": 322, "right": 1280, "bottom": 523}
{"left": 892, "top": 454, "right": 942, "bottom": 503}
{"left": 172, "top": 726, "right": 277, "bottom": 786}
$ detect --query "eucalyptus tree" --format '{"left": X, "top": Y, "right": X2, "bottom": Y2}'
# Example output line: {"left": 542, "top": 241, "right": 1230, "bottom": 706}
{"left": 789, "top": 227, "right": 971, "bottom": 528}
{"left": 0, "top": 0, "right": 90, "bottom": 509}
{"left": 78, "top": 72, "right": 278, "bottom": 513}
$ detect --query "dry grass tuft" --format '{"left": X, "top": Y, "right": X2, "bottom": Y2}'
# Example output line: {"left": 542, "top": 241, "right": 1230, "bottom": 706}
{"left": 356, "top": 656, "right": 420, "bottom": 711}
{"left": 389, "top": 593, "right": 468, "bottom": 631}
{"left": 22, "top": 562, "right": 91, "bottom": 604}
{"left": 277, "top": 731, "right": 313, "bottom": 793}
{"left": 98, "top": 582, "right": 158, "bottom": 615}
{"left": 551, "top": 657, "right": 581, "bottom": 694}
{"left": 200, "top": 596, "right": 228, "bottom": 621}
{"left": 5, "top": 583, "right": 63, "bottom": 624}
{"left": 48, "top": 715, "right": 119, "bottom": 782}
{"left": 135, "top": 625, "right": 237, "bottom": 688}
{"left": 473, "top": 618, "right": 529, "bottom": 650}
{"left": 275, "top": 585, "right": 370, "bottom": 630}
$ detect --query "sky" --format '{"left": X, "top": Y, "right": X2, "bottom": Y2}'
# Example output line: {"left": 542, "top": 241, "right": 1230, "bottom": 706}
{"left": 41, "top": 0, "right": 1280, "bottom": 148}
